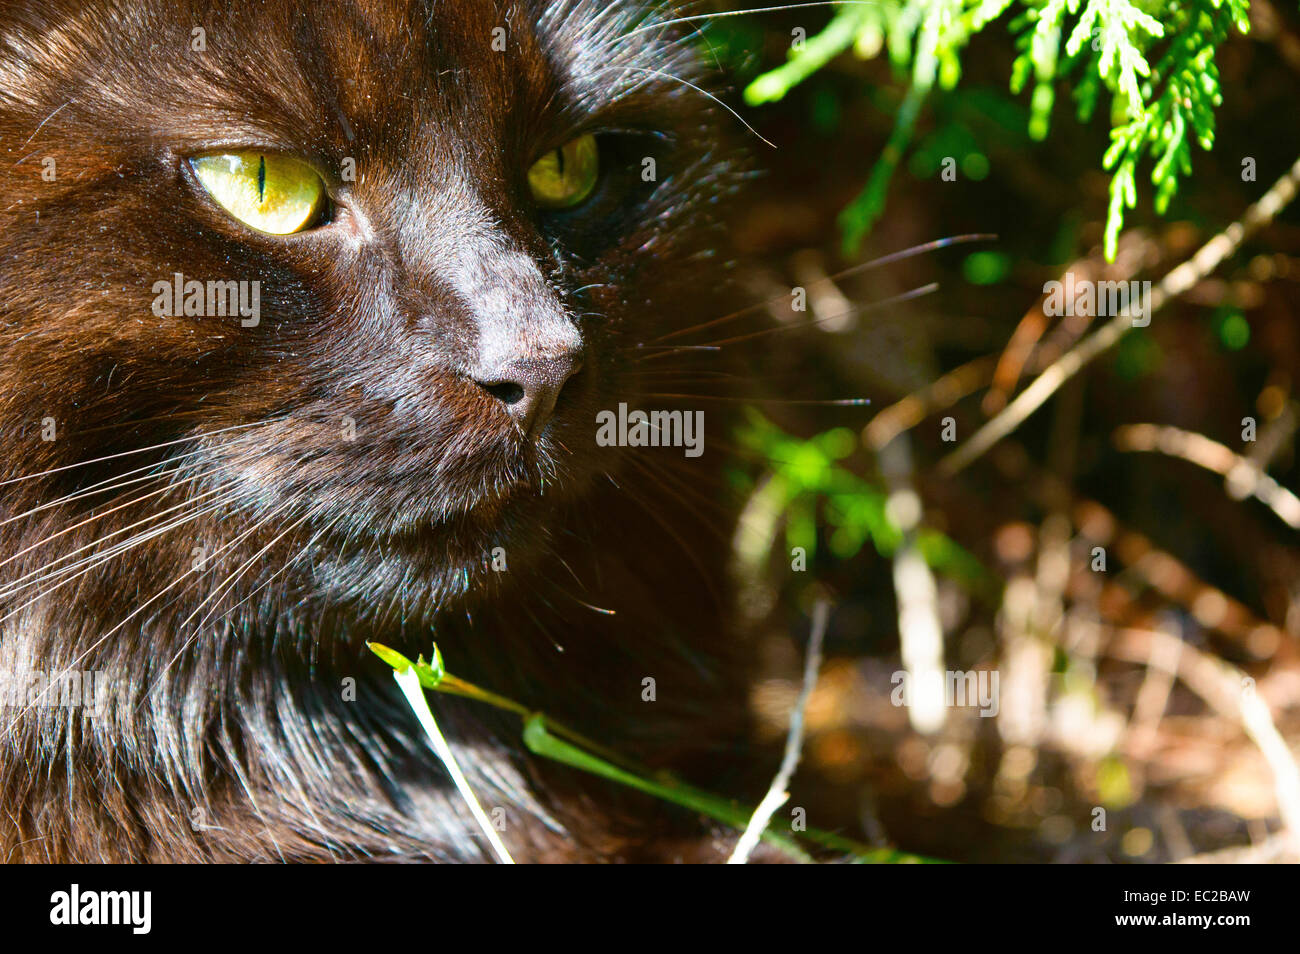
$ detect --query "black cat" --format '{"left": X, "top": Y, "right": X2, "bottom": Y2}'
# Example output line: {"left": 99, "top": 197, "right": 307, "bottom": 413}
{"left": 0, "top": 0, "right": 760, "bottom": 862}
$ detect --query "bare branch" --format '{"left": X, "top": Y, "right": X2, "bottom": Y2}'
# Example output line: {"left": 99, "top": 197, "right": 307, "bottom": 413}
{"left": 1110, "top": 627, "right": 1300, "bottom": 857}
{"left": 728, "top": 598, "right": 829, "bottom": 864}
{"left": 1114, "top": 423, "right": 1300, "bottom": 529}
{"left": 941, "top": 155, "right": 1300, "bottom": 475}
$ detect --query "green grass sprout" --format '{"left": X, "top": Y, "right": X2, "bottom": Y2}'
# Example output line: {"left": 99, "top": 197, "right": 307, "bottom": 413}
{"left": 368, "top": 641, "right": 941, "bottom": 863}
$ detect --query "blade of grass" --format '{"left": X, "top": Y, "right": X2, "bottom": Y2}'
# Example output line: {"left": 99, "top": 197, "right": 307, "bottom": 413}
{"left": 522, "top": 713, "right": 812, "bottom": 862}
{"left": 370, "top": 641, "right": 944, "bottom": 863}
{"left": 391, "top": 663, "right": 515, "bottom": 864}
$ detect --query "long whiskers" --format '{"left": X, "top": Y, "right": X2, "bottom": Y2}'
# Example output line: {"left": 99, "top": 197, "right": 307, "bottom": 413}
{"left": 0, "top": 489, "right": 269, "bottom": 739}
{"left": 605, "top": 65, "right": 776, "bottom": 149}
{"left": 650, "top": 234, "right": 993, "bottom": 345}
{"left": 0, "top": 484, "right": 260, "bottom": 619}
{"left": 0, "top": 464, "right": 226, "bottom": 574}
{"left": 140, "top": 499, "right": 328, "bottom": 701}
{"left": 624, "top": 1, "right": 880, "bottom": 41}
{"left": 173, "top": 499, "right": 316, "bottom": 635}
{"left": 0, "top": 476, "right": 253, "bottom": 596}
{"left": 2, "top": 453, "right": 195, "bottom": 527}
{"left": 638, "top": 281, "right": 939, "bottom": 359}
{"left": 0, "top": 420, "right": 271, "bottom": 488}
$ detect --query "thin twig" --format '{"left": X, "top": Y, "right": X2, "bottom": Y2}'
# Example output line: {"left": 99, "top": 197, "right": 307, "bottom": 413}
{"left": 984, "top": 231, "right": 1159, "bottom": 414}
{"left": 942, "top": 154, "right": 1300, "bottom": 474}
{"left": 728, "top": 598, "right": 829, "bottom": 864}
{"left": 880, "top": 435, "right": 947, "bottom": 734}
{"left": 1066, "top": 497, "right": 1287, "bottom": 655}
{"left": 1114, "top": 423, "right": 1300, "bottom": 529}
{"left": 863, "top": 355, "right": 996, "bottom": 450}
{"left": 1109, "top": 627, "right": 1300, "bottom": 857}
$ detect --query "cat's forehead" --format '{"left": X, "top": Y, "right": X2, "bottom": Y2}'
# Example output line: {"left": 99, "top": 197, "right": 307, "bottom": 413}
{"left": 1, "top": 0, "right": 688, "bottom": 158}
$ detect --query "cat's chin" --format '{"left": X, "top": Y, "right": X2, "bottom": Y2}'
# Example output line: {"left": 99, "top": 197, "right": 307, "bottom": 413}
{"left": 315, "top": 453, "right": 591, "bottom": 535}
{"left": 296, "top": 507, "right": 556, "bottom": 614}
{"left": 287, "top": 464, "right": 594, "bottom": 588}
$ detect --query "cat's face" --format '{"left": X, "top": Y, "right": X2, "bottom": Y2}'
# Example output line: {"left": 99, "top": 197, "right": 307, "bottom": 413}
{"left": 0, "top": 0, "right": 733, "bottom": 610}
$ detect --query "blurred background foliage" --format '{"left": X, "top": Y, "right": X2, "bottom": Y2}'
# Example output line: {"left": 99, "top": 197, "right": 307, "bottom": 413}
{"left": 696, "top": 0, "right": 1300, "bottom": 861}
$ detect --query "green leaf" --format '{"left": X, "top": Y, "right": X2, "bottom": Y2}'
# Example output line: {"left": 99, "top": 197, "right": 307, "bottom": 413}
{"left": 750, "top": 0, "right": 1250, "bottom": 260}
{"left": 744, "top": 5, "right": 875, "bottom": 106}
{"left": 367, "top": 641, "right": 414, "bottom": 673}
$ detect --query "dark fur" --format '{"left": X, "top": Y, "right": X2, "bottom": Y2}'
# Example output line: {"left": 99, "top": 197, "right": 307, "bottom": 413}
{"left": 0, "top": 0, "right": 755, "bottom": 862}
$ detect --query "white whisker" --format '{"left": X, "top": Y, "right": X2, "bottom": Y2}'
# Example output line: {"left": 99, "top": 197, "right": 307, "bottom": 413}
{"left": 0, "top": 478, "right": 248, "bottom": 597}
{"left": 622, "top": 2, "right": 876, "bottom": 41}
{"left": 0, "top": 485, "right": 258, "bottom": 614}
{"left": 0, "top": 419, "right": 270, "bottom": 488}
{"left": 605, "top": 65, "right": 776, "bottom": 149}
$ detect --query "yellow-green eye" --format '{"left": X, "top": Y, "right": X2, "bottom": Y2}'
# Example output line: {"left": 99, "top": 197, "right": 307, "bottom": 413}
{"left": 527, "top": 134, "right": 599, "bottom": 209}
{"left": 190, "top": 152, "right": 326, "bottom": 234}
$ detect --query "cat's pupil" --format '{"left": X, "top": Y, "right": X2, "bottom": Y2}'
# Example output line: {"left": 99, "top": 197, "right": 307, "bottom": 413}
{"left": 256, "top": 155, "right": 266, "bottom": 203}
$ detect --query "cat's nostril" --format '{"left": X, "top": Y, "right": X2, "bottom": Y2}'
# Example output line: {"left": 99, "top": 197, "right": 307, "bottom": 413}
{"left": 482, "top": 381, "right": 526, "bottom": 406}
{"left": 476, "top": 353, "right": 583, "bottom": 440}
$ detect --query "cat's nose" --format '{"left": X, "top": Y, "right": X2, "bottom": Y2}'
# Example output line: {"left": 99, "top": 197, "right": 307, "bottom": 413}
{"left": 476, "top": 351, "right": 583, "bottom": 440}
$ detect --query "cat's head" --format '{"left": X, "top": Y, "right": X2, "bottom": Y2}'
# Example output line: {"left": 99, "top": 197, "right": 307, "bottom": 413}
{"left": 0, "top": 0, "right": 737, "bottom": 616}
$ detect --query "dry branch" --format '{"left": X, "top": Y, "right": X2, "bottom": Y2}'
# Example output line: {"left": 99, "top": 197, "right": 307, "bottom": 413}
{"left": 1109, "top": 627, "right": 1300, "bottom": 857}
{"left": 728, "top": 598, "right": 829, "bottom": 864}
{"left": 1114, "top": 423, "right": 1300, "bottom": 529}
{"left": 942, "top": 155, "right": 1300, "bottom": 474}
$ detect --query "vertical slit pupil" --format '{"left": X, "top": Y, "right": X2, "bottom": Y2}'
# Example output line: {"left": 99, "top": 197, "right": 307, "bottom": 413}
{"left": 257, "top": 155, "right": 266, "bottom": 204}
